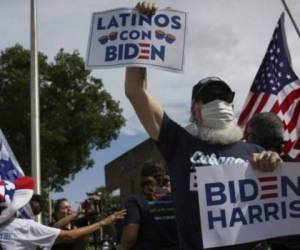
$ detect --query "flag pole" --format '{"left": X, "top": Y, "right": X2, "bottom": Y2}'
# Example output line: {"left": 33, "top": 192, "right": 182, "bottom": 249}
{"left": 30, "top": 0, "right": 41, "bottom": 222}
{"left": 281, "top": 0, "right": 300, "bottom": 38}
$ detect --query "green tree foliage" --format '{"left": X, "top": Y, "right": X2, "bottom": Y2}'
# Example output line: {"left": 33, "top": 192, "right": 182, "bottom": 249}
{"left": 94, "top": 186, "right": 121, "bottom": 215}
{"left": 92, "top": 186, "right": 121, "bottom": 239}
{"left": 0, "top": 44, "right": 125, "bottom": 191}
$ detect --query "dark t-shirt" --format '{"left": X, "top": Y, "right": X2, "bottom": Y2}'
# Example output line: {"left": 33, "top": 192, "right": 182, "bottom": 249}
{"left": 52, "top": 234, "right": 86, "bottom": 250}
{"left": 156, "top": 114, "right": 264, "bottom": 250}
{"left": 124, "top": 192, "right": 178, "bottom": 250}
{"left": 50, "top": 222, "right": 87, "bottom": 250}
{"left": 281, "top": 154, "right": 299, "bottom": 162}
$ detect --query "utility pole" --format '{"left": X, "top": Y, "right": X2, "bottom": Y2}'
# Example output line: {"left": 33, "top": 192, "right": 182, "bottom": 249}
{"left": 30, "top": 0, "right": 41, "bottom": 222}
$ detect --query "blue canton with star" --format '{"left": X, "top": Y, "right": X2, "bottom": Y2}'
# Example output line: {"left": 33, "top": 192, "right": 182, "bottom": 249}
{"left": 251, "top": 14, "right": 298, "bottom": 95}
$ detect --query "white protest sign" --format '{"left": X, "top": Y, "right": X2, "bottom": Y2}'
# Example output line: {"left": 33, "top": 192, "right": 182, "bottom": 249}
{"left": 86, "top": 8, "right": 186, "bottom": 72}
{"left": 196, "top": 162, "right": 300, "bottom": 249}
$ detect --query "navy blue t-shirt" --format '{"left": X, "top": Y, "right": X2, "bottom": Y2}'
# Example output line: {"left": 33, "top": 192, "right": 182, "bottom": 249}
{"left": 156, "top": 114, "right": 264, "bottom": 250}
{"left": 124, "top": 192, "right": 179, "bottom": 250}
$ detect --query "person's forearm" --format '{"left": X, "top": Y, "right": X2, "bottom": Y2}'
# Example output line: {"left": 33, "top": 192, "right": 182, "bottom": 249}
{"left": 70, "top": 221, "right": 103, "bottom": 239}
{"left": 125, "top": 67, "right": 147, "bottom": 98}
{"left": 120, "top": 223, "right": 139, "bottom": 250}
{"left": 59, "top": 220, "right": 103, "bottom": 241}
{"left": 58, "top": 209, "right": 126, "bottom": 242}
{"left": 121, "top": 241, "right": 135, "bottom": 250}
{"left": 124, "top": 67, "right": 163, "bottom": 140}
{"left": 53, "top": 213, "right": 77, "bottom": 228}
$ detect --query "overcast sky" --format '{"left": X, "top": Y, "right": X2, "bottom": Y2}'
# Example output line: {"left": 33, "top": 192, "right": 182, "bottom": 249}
{"left": 1, "top": 0, "right": 300, "bottom": 206}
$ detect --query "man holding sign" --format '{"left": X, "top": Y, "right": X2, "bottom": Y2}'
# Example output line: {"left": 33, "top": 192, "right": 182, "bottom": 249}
{"left": 124, "top": 2, "right": 282, "bottom": 250}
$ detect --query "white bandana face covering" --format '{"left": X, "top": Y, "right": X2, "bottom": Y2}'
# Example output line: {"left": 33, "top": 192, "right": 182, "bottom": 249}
{"left": 201, "top": 100, "right": 235, "bottom": 129}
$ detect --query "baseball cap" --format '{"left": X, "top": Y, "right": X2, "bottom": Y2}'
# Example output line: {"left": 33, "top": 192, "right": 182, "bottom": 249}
{"left": 192, "top": 77, "right": 235, "bottom": 104}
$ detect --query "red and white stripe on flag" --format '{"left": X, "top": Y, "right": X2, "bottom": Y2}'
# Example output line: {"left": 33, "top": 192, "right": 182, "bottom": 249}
{"left": 238, "top": 13, "right": 300, "bottom": 159}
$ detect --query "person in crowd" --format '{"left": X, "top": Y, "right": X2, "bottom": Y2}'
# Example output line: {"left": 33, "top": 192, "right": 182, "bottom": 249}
{"left": 0, "top": 176, "right": 126, "bottom": 250}
{"left": 17, "top": 193, "right": 45, "bottom": 219}
{"left": 51, "top": 198, "right": 87, "bottom": 250}
{"left": 247, "top": 112, "right": 298, "bottom": 162}
{"left": 247, "top": 112, "right": 300, "bottom": 250}
{"left": 124, "top": 3, "right": 282, "bottom": 249}
{"left": 121, "top": 161, "right": 178, "bottom": 250}
{"left": 52, "top": 198, "right": 80, "bottom": 229}
{"left": 161, "top": 175, "right": 171, "bottom": 194}
{"left": 30, "top": 194, "right": 45, "bottom": 216}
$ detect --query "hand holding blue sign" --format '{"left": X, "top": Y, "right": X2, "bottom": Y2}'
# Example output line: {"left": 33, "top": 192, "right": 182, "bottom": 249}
{"left": 251, "top": 151, "right": 282, "bottom": 172}
{"left": 136, "top": 1, "right": 157, "bottom": 16}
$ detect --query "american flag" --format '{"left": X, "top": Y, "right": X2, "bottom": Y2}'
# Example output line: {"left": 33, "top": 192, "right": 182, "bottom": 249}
{"left": 0, "top": 129, "right": 24, "bottom": 181}
{"left": 238, "top": 13, "right": 300, "bottom": 159}
{"left": 0, "top": 130, "right": 32, "bottom": 218}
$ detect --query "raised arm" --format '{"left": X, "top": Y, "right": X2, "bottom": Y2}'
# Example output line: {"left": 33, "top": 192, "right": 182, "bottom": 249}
{"left": 125, "top": 2, "right": 163, "bottom": 140}
{"left": 125, "top": 67, "right": 164, "bottom": 140}
{"left": 52, "top": 212, "right": 79, "bottom": 229}
{"left": 57, "top": 209, "right": 126, "bottom": 242}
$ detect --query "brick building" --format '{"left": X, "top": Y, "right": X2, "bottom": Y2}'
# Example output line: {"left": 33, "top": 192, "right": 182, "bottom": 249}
{"left": 104, "top": 138, "right": 166, "bottom": 204}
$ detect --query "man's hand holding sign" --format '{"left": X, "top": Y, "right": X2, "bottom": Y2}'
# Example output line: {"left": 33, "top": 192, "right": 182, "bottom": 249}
{"left": 252, "top": 151, "right": 282, "bottom": 172}
{"left": 87, "top": 2, "right": 286, "bottom": 250}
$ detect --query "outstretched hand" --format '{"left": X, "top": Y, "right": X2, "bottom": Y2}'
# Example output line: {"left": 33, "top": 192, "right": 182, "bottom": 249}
{"left": 100, "top": 209, "right": 126, "bottom": 226}
{"left": 251, "top": 151, "right": 282, "bottom": 172}
{"left": 136, "top": 1, "right": 158, "bottom": 16}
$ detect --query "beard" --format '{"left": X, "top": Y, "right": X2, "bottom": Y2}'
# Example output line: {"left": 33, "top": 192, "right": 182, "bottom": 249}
{"left": 185, "top": 121, "right": 243, "bottom": 145}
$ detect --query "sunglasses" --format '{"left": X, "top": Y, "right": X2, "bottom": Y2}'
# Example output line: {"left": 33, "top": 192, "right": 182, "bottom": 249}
{"left": 193, "top": 77, "right": 235, "bottom": 104}
{"left": 197, "top": 88, "right": 235, "bottom": 104}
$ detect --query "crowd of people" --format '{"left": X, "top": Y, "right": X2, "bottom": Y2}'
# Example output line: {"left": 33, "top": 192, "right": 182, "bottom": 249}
{"left": 0, "top": 1, "right": 299, "bottom": 250}
{"left": 0, "top": 176, "right": 126, "bottom": 250}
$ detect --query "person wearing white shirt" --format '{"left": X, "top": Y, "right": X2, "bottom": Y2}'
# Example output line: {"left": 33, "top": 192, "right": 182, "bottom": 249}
{"left": 0, "top": 177, "right": 126, "bottom": 250}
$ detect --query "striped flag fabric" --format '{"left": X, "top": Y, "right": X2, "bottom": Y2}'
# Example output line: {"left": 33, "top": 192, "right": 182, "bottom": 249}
{"left": 238, "top": 13, "right": 300, "bottom": 159}
{"left": 0, "top": 130, "right": 33, "bottom": 219}
{"left": 0, "top": 129, "right": 24, "bottom": 181}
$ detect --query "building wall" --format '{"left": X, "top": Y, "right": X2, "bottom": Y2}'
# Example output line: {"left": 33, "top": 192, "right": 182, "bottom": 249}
{"left": 105, "top": 138, "right": 165, "bottom": 204}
